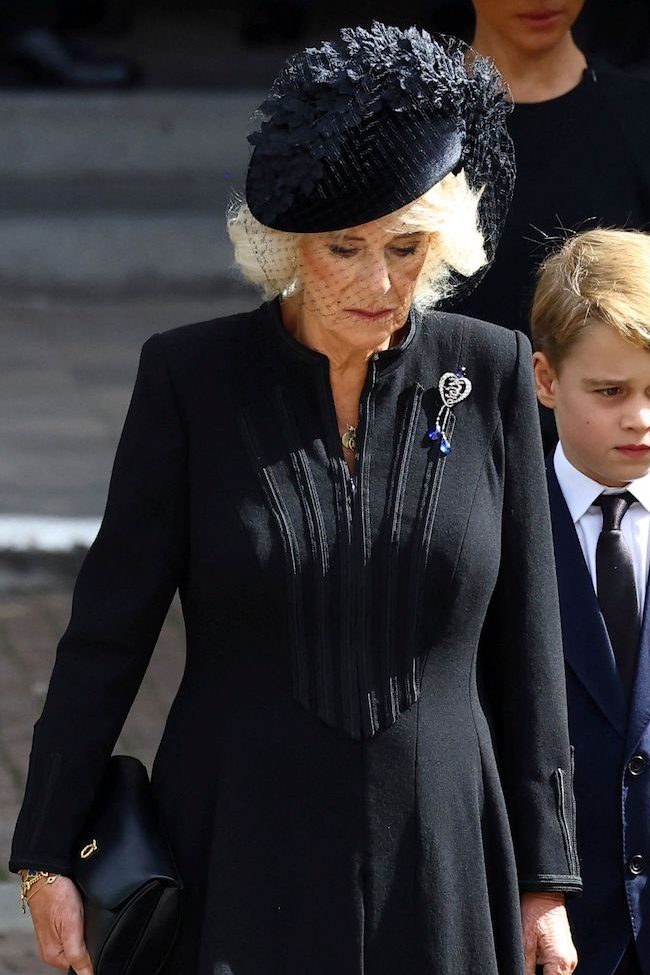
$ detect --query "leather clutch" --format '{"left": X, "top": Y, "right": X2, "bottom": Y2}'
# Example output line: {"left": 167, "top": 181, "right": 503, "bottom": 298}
{"left": 69, "top": 755, "right": 182, "bottom": 975}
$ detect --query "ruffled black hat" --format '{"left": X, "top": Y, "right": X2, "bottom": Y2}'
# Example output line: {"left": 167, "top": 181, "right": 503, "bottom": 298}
{"left": 245, "top": 22, "right": 515, "bottom": 279}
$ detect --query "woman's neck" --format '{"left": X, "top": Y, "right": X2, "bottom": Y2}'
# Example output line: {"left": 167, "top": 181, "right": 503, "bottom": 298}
{"left": 281, "top": 295, "right": 398, "bottom": 436}
{"left": 471, "top": 26, "right": 587, "bottom": 103}
{"left": 281, "top": 294, "right": 393, "bottom": 386}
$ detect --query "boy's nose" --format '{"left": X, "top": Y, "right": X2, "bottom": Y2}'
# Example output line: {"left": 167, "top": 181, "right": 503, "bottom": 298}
{"left": 622, "top": 402, "right": 650, "bottom": 430}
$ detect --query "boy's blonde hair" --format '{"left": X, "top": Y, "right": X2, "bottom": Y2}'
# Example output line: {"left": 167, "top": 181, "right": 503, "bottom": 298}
{"left": 531, "top": 228, "right": 650, "bottom": 367}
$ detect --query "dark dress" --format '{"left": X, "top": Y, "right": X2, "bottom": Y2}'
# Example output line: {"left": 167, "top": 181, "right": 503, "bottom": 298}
{"left": 10, "top": 301, "right": 581, "bottom": 974}
{"left": 457, "top": 62, "right": 650, "bottom": 339}
{"left": 456, "top": 61, "right": 650, "bottom": 453}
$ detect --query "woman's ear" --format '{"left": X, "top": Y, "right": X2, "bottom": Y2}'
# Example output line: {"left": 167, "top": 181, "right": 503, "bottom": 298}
{"left": 532, "top": 351, "right": 558, "bottom": 409}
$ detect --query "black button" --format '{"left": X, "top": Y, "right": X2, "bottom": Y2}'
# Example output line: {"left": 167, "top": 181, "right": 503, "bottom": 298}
{"left": 628, "top": 755, "right": 647, "bottom": 776}
{"left": 628, "top": 855, "right": 645, "bottom": 876}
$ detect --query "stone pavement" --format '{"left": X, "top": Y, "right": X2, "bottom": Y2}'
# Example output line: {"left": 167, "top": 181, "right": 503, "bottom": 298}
{"left": 0, "top": 294, "right": 251, "bottom": 521}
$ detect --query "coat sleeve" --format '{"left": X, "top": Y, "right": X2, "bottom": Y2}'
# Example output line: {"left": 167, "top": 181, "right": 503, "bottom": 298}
{"left": 9, "top": 333, "right": 187, "bottom": 875}
{"left": 480, "top": 329, "right": 582, "bottom": 896}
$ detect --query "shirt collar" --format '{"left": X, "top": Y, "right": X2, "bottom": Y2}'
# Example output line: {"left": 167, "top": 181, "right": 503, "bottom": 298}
{"left": 553, "top": 442, "right": 650, "bottom": 522}
{"left": 629, "top": 473, "right": 650, "bottom": 513}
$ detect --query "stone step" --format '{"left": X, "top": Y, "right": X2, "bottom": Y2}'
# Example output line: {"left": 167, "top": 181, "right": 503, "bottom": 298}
{"left": 0, "top": 173, "right": 233, "bottom": 215}
{"left": 1, "top": 211, "right": 236, "bottom": 296}
{"left": 0, "top": 92, "right": 264, "bottom": 294}
{"left": 0, "top": 92, "right": 262, "bottom": 180}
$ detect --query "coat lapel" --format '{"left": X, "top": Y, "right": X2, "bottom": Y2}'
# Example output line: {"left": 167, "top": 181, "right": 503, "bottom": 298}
{"left": 626, "top": 572, "right": 650, "bottom": 753}
{"left": 546, "top": 458, "right": 627, "bottom": 738}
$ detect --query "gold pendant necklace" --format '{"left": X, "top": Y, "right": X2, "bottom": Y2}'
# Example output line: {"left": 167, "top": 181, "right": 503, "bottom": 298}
{"left": 341, "top": 425, "right": 357, "bottom": 451}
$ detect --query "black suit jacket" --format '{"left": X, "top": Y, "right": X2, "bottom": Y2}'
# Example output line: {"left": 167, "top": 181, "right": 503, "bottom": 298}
{"left": 547, "top": 459, "right": 650, "bottom": 975}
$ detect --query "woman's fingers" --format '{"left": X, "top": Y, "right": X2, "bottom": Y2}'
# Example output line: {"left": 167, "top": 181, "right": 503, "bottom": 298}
{"left": 33, "top": 927, "right": 69, "bottom": 971}
{"left": 28, "top": 875, "right": 93, "bottom": 974}
{"left": 63, "top": 943, "right": 94, "bottom": 975}
{"left": 521, "top": 891, "right": 577, "bottom": 975}
{"left": 53, "top": 893, "right": 93, "bottom": 975}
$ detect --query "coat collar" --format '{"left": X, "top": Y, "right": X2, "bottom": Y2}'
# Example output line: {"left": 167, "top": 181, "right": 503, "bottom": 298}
{"left": 548, "top": 453, "right": 650, "bottom": 750}
{"left": 265, "top": 298, "right": 421, "bottom": 377}
{"left": 546, "top": 456, "right": 628, "bottom": 738}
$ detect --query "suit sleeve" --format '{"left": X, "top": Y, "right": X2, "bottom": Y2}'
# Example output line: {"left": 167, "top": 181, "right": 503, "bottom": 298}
{"left": 9, "top": 333, "right": 187, "bottom": 875}
{"left": 480, "top": 329, "right": 582, "bottom": 896}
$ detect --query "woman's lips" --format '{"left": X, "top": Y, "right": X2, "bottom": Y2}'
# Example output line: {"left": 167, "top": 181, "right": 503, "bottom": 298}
{"left": 518, "top": 11, "right": 563, "bottom": 28}
{"left": 345, "top": 308, "right": 394, "bottom": 320}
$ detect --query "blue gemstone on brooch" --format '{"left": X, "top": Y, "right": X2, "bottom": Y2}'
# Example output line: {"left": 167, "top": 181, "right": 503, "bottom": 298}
{"left": 427, "top": 428, "right": 452, "bottom": 455}
{"left": 454, "top": 367, "right": 466, "bottom": 378}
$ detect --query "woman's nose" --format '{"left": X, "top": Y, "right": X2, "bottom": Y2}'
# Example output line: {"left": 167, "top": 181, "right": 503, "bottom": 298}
{"left": 365, "top": 254, "right": 392, "bottom": 294}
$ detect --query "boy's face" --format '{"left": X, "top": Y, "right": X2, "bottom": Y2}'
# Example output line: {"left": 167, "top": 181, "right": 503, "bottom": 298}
{"left": 533, "top": 322, "right": 650, "bottom": 487}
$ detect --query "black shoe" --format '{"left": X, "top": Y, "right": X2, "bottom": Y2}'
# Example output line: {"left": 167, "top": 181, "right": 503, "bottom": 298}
{"left": 9, "top": 28, "right": 139, "bottom": 89}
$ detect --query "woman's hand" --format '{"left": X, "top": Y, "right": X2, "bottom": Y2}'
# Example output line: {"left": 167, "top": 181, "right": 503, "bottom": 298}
{"left": 27, "top": 875, "right": 93, "bottom": 974}
{"left": 521, "top": 892, "right": 577, "bottom": 975}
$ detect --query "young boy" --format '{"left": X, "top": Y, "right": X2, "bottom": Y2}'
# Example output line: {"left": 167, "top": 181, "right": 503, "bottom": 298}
{"left": 532, "top": 229, "right": 650, "bottom": 975}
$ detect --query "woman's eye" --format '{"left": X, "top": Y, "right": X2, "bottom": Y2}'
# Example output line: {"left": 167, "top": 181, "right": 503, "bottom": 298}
{"left": 596, "top": 387, "right": 621, "bottom": 398}
{"left": 329, "top": 245, "right": 358, "bottom": 258}
{"left": 391, "top": 245, "right": 419, "bottom": 257}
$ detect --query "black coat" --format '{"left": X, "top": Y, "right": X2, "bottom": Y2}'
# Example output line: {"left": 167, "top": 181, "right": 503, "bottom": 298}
{"left": 11, "top": 301, "right": 581, "bottom": 974}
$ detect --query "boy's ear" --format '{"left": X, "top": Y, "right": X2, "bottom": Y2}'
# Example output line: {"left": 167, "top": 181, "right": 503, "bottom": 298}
{"left": 532, "top": 351, "right": 558, "bottom": 409}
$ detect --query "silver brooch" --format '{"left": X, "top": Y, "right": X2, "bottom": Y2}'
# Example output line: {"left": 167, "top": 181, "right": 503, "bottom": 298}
{"left": 427, "top": 368, "right": 472, "bottom": 455}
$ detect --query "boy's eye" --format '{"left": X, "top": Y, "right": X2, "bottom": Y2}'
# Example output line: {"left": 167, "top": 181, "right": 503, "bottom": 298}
{"left": 596, "top": 387, "right": 621, "bottom": 398}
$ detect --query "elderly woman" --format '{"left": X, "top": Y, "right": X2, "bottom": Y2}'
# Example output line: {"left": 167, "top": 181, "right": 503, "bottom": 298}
{"left": 11, "top": 23, "right": 580, "bottom": 975}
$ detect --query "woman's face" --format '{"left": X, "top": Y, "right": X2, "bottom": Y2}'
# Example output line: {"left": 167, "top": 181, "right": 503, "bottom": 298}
{"left": 296, "top": 219, "right": 431, "bottom": 353}
{"left": 472, "top": 0, "right": 586, "bottom": 54}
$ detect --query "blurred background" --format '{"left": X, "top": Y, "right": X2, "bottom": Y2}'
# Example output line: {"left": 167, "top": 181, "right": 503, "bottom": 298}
{"left": 1, "top": 2, "right": 649, "bottom": 969}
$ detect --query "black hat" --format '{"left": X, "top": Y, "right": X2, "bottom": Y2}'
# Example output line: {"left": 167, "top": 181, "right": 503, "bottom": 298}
{"left": 245, "top": 23, "right": 515, "bottom": 280}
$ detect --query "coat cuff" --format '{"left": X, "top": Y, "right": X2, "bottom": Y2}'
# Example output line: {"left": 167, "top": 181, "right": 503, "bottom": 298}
{"left": 519, "top": 874, "right": 583, "bottom": 898}
{"left": 8, "top": 854, "right": 73, "bottom": 877}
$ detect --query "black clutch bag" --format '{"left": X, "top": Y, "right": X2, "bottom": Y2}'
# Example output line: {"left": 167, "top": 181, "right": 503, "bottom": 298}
{"left": 69, "top": 755, "right": 182, "bottom": 975}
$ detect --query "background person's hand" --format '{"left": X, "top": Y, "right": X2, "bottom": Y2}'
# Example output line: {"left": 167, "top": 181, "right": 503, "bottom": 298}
{"left": 521, "top": 891, "right": 577, "bottom": 975}
{"left": 27, "top": 875, "right": 93, "bottom": 974}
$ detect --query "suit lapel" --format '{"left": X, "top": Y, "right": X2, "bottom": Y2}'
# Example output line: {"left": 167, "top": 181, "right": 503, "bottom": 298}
{"left": 626, "top": 570, "right": 650, "bottom": 753}
{"left": 546, "top": 458, "right": 627, "bottom": 738}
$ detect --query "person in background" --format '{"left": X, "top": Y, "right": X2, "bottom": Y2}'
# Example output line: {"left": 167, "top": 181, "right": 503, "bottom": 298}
{"left": 430, "top": 0, "right": 650, "bottom": 70}
{"left": 533, "top": 229, "right": 650, "bottom": 975}
{"left": 456, "top": 0, "right": 650, "bottom": 449}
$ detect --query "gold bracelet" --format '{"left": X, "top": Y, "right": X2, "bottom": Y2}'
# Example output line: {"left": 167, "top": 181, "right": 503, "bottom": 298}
{"left": 19, "top": 871, "right": 59, "bottom": 913}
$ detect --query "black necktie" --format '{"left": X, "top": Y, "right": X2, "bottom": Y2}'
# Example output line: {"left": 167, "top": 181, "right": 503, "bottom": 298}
{"left": 594, "top": 492, "right": 640, "bottom": 699}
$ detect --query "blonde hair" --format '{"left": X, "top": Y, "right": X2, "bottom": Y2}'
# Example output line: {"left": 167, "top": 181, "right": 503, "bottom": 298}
{"left": 227, "top": 169, "right": 487, "bottom": 312}
{"left": 532, "top": 228, "right": 650, "bottom": 367}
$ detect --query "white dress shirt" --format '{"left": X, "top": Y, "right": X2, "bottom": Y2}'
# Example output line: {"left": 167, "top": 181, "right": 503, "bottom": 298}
{"left": 554, "top": 443, "right": 650, "bottom": 619}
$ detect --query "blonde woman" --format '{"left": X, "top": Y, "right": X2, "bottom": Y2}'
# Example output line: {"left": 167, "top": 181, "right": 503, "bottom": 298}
{"left": 11, "top": 24, "right": 580, "bottom": 975}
